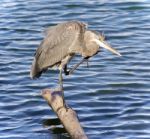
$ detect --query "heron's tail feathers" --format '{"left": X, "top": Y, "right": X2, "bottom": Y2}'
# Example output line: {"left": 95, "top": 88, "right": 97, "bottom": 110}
{"left": 30, "top": 58, "right": 42, "bottom": 79}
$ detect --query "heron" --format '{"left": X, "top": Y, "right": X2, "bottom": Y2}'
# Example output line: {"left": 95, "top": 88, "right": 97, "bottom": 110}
{"left": 30, "top": 20, "right": 121, "bottom": 107}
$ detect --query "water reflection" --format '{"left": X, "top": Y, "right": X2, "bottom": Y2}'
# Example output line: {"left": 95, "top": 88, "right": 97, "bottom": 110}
{"left": 43, "top": 118, "right": 69, "bottom": 139}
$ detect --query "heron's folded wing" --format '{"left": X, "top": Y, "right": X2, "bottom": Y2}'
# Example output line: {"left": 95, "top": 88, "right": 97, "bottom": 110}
{"left": 33, "top": 21, "right": 87, "bottom": 73}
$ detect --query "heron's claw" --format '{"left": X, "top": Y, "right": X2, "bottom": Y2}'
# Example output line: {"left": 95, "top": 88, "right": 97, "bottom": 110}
{"left": 64, "top": 65, "right": 70, "bottom": 76}
{"left": 64, "top": 70, "right": 69, "bottom": 76}
{"left": 58, "top": 86, "right": 68, "bottom": 111}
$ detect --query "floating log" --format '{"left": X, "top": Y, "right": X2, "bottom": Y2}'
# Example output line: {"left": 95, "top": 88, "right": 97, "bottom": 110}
{"left": 42, "top": 89, "right": 88, "bottom": 139}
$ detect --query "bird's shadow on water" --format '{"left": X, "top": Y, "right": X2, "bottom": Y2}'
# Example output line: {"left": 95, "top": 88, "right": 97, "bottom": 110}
{"left": 43, "top": 118, "right": 71, "bottom": 139}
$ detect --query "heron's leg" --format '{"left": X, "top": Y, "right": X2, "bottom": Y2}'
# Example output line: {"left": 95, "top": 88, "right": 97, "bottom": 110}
{"left": 59, "top": 69, "right": 63, "bottom": 90}
{"left": 64, "top": 65, "right": 69, "bottom": 75}
{"left": 67, "top": 58, "right": 89, "bottom": 75}
{"left": 59, "top": 69, "right": 68, "bottom": 109}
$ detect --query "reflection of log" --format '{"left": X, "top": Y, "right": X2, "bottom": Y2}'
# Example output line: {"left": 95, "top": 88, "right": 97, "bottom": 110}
{"left": 42, "top": 89, "right": 88, "bottom": 139}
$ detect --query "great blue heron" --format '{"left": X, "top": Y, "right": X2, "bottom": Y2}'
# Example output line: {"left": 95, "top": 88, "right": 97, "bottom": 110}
{"left": 30, "top": 20, "right": 121, "bottom": 107}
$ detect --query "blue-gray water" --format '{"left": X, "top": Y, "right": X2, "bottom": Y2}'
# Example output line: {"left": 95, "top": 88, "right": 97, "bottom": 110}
{"left": 0, "top": 0, "right": 150, "bottom": 139}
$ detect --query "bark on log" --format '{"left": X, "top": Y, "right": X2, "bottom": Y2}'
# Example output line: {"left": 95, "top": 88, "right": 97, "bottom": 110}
{"left": 42, "top": 89, "right": 88, "bottom": 139}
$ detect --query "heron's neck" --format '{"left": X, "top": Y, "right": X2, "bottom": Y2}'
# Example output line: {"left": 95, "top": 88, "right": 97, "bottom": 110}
{"left": 82, "top": 31, "right": 99, "bottom": 57}
{"left": 82, "top": 40, "right": 99, "bottom": 57}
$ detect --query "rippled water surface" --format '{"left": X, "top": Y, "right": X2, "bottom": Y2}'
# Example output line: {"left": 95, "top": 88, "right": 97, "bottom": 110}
{"left": 0, "top": 0, "right": 150, "bottom": 139}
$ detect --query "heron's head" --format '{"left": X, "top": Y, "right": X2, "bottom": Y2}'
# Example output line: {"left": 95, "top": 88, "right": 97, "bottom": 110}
{"left": 93, "top": 31, "right": 122, "bottom": 56}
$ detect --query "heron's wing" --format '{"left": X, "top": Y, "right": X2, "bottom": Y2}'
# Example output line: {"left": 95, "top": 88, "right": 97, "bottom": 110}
{"left": 31, "top": 21, "right": 87, "bottom": 78}
{"left": 42, "top": 21, "right": 87, "bottom": 52}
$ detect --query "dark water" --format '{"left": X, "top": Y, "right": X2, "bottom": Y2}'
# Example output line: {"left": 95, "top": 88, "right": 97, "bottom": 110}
{"left": 0, "top": 0, "right": 150, "bottom": 139}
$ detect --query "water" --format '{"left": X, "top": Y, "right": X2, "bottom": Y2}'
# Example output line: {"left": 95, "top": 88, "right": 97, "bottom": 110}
{"left": 0, "top": 0, "right": 150, "bottom": 138}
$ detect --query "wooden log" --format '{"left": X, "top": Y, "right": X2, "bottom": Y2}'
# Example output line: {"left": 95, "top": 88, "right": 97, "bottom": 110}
{"left": 42, "top": 89, "right": 88, "bottom": 139}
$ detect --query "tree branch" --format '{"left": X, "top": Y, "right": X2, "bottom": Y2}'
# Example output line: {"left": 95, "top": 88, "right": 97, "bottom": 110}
{"left": 42, "top": 89, "right": 88, "bottom": 139}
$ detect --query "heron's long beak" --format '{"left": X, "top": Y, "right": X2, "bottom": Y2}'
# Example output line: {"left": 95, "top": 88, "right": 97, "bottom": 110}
{"left": 94, "top": 39, "right": 122, "bottom": 56}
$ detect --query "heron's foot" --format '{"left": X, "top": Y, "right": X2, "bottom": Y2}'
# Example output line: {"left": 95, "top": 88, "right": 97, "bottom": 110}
{"left": 61, "top": 92, "right": 69, "bottom": 112}
{"left": 63, "top": 101, "right": 69, "bottom": 112}
{"left": 58, "top": 87, "right": 69, "bottom": 112}
{"left": 64, "top": 70, "right": 69, "bottom": 76}
{"left": 64, "top": 65, "right": 70, "bottom": 76}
